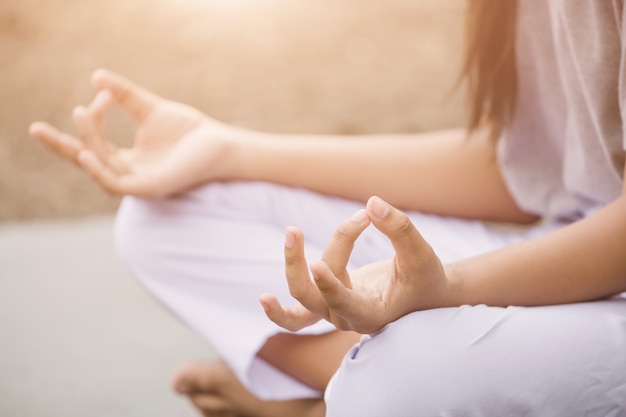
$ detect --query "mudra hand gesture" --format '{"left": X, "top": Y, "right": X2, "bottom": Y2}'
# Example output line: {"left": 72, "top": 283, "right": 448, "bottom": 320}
{"left": 29, "top": 69, "right": 242, "bottom": 198}
{"left": 261, "top": 196, "right": 452, "bottom": 334}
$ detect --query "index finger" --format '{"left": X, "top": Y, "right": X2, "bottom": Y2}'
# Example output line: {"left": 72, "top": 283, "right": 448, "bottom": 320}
{"left": 90, "top": 69, "right": 157, "bottom": 122}
{"left": 320, "top": 209, "right": 370, "bottom": 285}
{"left": 366, "top": 196, "right": 426, "bottom": 261}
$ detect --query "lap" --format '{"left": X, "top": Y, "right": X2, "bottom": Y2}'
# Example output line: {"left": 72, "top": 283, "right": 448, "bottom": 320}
{"left": 113, "top": 181, "right": 572, "bottom": 403}
{"left": 326, "top": 296, "right": 626, "bottom": 417}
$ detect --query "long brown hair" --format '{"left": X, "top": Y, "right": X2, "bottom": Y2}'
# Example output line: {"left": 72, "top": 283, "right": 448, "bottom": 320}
{"left": 462, "top": 0, "right": 519, "bottom": 140}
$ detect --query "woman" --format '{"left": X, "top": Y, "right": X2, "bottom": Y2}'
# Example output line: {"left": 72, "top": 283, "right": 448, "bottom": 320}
{"left": 30, "top": 0, "right": 626, "bottom": 415}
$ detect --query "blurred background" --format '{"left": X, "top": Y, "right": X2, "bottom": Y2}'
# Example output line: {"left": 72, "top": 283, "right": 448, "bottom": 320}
{"left": 0, "top": 0, "right": 466, "bottom": 415}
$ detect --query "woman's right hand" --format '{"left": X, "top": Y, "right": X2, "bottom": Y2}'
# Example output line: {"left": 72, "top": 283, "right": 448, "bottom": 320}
{"left": 261, "top": 196, "right": 452, "bottom": 334}
{"left": 29, "top": 69, "right": 245, "bottom": 198}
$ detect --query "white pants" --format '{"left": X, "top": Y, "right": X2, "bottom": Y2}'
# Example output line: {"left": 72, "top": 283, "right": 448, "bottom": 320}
{"left": 115, "top": 182, "right": 626, "bottom": 414}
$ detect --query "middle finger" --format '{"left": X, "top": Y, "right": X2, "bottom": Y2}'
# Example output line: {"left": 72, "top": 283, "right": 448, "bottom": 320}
{"left": 73, "top": 105, "right": 109, "bottom": 162}
{"left": 284, "top": 227, "right": 329, "bottom": 318}
{"left": 87, "top": 89, "right": 119, "bottom": 157}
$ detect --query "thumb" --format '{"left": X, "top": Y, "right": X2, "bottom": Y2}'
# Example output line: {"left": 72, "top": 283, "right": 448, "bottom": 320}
{"left": 366, "top": 196, "right": 427, "bottom": 260}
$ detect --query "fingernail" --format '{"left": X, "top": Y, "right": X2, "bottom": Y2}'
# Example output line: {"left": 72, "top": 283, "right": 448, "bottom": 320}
{"left": 351, "top": 209, "right": 368, "bottom": 224}
{"left": 285, "top": 229, "right": 296, "bottom": 248}
{"left": 311, "top": 269, "right": 321, "bottom": 281}
{"left": 370, "top": 196, "right": 389, "bottom": 219}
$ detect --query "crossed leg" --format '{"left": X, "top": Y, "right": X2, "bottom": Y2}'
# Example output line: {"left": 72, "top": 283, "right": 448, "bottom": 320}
{"left": 172, "top": 361, "right": 323, "bottom": 417}
{"left": 114, "top": 181, "right": 534, "bottom": 416}
{"left": 172, "top": 331, "right": 360, "bottom": 417}
{"left": 114, "top": 182, "right": 376, "bottom": 415}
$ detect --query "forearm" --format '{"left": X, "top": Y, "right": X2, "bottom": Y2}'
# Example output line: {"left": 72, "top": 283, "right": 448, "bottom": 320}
{"left": 222, "top": 128, "right": 536, "bottom": 223}
{"left": 446, "top": 195, "right": 626, "bottom": 307}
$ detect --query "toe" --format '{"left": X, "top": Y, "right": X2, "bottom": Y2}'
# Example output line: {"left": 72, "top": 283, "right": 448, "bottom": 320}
{"left": 190, "top": 393, "right": 232, "bottom": 416}
{"left": 172, "top": 361, "right": 223, "bottom": 394}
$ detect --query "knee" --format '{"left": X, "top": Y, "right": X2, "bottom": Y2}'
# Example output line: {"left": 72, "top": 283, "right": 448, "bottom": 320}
{"left": 114, "top": 196, "right": 173, "bottom": 273}
{"left": 325, "top": 310, "right": 519, "bottom": 416}
{"left": 324, "top": 318, "right": 456, "bottom": 417}
{"left": 325, "top": 305, "right": 626, "bottom": 416}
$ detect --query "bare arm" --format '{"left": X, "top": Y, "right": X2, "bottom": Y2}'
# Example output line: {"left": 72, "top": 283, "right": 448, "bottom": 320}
{"left": 225, "top": 128, "right": 537, "bottom": 224}
{"left": 446, "top": 163, "right": 626, "bottom": 307}
{"left": 30, "top": 70, "right": 535, "bottom": 225}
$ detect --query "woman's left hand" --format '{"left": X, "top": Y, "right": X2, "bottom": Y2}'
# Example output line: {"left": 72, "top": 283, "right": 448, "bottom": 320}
{"left": 260, "top": 196, "right": 453, "bottom": 334}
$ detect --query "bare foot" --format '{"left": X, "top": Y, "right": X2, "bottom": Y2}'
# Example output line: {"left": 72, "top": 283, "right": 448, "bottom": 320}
{"left": 172, "top": 360, "right": 325, "bottom": 417}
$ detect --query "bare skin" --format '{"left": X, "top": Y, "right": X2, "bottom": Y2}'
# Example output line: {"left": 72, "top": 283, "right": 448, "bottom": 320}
{"left": 172, "top": 360, "right": 325, "bottom": 417}
{"left": 257, "top": 331, "right": 361, "bottom": 392}
{"left": 168, "top": 331, "right": 359, "bottom": 417}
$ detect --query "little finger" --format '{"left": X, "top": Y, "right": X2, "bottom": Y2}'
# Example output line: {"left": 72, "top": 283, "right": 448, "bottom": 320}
{"left": 29, "top": 122, "right": 83, "bottom": 163}
{"left": 259, "top": 294, "right": 321, "bottom": 332}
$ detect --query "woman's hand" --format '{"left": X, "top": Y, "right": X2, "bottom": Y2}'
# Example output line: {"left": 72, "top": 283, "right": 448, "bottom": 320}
{"left": 260, "top": 196, "right": 453, "bottom": 334}
{"left": 29, "top": 69, "right": 245, "bottom": 198}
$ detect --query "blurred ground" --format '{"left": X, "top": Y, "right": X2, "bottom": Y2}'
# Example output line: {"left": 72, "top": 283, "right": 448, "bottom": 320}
{"left": 0, "top": 216, "right": 216, "bottom": 417}
{"left": 0, "top": 0, "right": 466, "bottom": 221}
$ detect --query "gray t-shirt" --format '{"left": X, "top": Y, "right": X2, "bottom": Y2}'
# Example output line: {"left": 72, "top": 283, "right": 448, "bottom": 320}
{"left": 498, "top": 0, "right": 626, "bottom": 221}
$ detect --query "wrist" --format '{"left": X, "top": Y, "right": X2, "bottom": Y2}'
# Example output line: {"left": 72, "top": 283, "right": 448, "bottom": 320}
{"left": 227, "top": 129, "right": 288, "bottom": 184}
{"left": 211, "top": 125, "right": 266, "bottom": 181}
{"left": 443, "top": 262, "right": 466, "bottom": 307}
